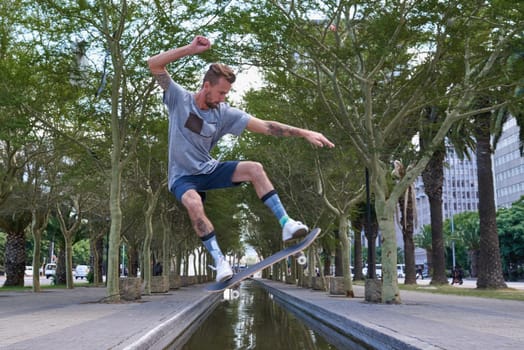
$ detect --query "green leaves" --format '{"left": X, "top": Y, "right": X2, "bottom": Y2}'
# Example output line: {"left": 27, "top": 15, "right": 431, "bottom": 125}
{"left": 497, "top": 197, "right": 524, "bottom": 273}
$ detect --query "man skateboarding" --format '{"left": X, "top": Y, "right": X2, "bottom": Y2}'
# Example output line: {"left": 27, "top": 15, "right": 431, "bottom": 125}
{"left": 147, "top": 35, "right": 335, "bottom": 283}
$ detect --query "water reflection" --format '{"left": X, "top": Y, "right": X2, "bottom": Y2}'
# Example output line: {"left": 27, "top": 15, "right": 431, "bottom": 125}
{"left": 181, "top": 281, "right": 338, "bottom": 350}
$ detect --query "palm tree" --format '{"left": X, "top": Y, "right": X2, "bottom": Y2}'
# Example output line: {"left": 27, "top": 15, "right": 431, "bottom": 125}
{"left": 420, "top": 144, "right": 447, "bottom": 284}
{"left": 472, "top": 97, "right": 507, "bottom": 288}
{"left": 392, "top": 161, "right": 417, "bottom": 284}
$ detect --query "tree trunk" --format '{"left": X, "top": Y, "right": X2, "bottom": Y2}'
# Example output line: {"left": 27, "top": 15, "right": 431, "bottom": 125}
{"left": 365, "top": 225, "right": 378, "bottom": 278}
{"left": 107, "top": 165, "right": 123, "bottom": 300}
{"left": 469, "top": 249, "right": 479, "bottom": 277}
{"left": 375, "top": 199, "right": 400, "bottom": 304}
{"left": 142, "top": 208, "right": 154, "bottom": 295}
{"left": 105, "top": 5, "right": 128, "bottom": 301}
{"left": 474, "top": 113, "right": 507, "bottom": 289}
{"left": 56, "top": 248, "right": 66, "bottom": 285}
{"left": 364, "top": 201, "right": 379, "bottom": 280}
{"left": 4, "top": 230, "right": 26, "bottom": 287}
{"left": 398, "top": 185, "right": 417, "bottom": 284}
{"left": 421, "top": 149, "right": 448, "bottom": 284}
{"left": 65, "top": 236, "right": 74, "bottom": 289}
{"left": 322, "top": 250, "right": 331, "bottom": 276}
{"left": 1, "top": 211, "right": 31, "bottom": 287}
{"left": 353, "top": 221, "right": 364, "bottom": 280}
{"left": 176, "top": 254, "right": 182, "bottom": 279}
{"left": 334, "top": 244, "right": 343, "bottom": 277}
{"left": 56, "top": 202, "right": 82, "bottom": 289}
{"left": 31, "top": 209, "right": 48, "bottom": 292}
{"left": 92, "top": 235, "right": 104, "bottom": 285}
{"left": 337, "top": 219, "right": 354, "bottom": 297}
{"left": 162, "top": 212, "right": 169, "bottom": 277}
{"left": 183, "top": 252, "right": 189, "bottom": 276}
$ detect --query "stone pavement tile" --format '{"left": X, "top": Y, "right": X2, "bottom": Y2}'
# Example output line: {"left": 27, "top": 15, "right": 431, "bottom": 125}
{"left": 0, "top": 285, "right": 220, "bottom": 350}
{"left": 259, "top": 279, "right": 524, "bottom": 350}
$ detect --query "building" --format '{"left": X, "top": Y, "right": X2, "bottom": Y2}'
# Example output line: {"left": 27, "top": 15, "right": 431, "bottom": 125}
{"left": 412, "top": 117, "right": 524, "bottom": 265}
{"left": 493, "top": 116, "right": 524, "bottom": 208}
{"left": 414, "top": 142, "right": 479, "bottom": 234}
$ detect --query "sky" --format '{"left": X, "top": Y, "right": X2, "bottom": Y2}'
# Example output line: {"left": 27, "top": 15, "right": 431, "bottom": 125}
{"left": 229, "top": 66, "right": 264, "bottom": 105}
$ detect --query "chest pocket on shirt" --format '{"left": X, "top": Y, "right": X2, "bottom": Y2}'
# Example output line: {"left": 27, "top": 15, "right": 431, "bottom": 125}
{"left": 185, "top": 112, "right": 216, "bottom": 138}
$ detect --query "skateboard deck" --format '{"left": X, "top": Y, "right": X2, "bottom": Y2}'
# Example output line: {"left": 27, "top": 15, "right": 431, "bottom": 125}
{"left": 206, "top": 228, "right": 321, "bottom": 293}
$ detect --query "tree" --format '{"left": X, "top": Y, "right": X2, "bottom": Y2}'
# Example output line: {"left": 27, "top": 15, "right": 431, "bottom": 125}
{"left": 392, "top": 161, "right": 417, "bottom": 284}
{"left": 55, "top": 195, "right": 84, "bottom": 289}
{"left": 231, "top": 0, "right": 521, "bottom": 303}
{"left": 473, "top": 99, "right": 507, "bottom": 288}
{"left": 26, "top": 149, "right": 53, "bottom": 292}
{"left": 0, "top": 206, "right": 31, "bottom": 287}
{"left": 497, "top": 197, "right": 524, "bottom": 281}
{"left": 420, "top": 144, "right": 448, "bottom": 284}
{"left": 444, "top": 211, "right": 480, "bottom": 277}
{"left": 239, "top": 84, "right": 335, "bottom": 278}
{"left": 0, "top": 0, "right": 56, "bottom": 287}
{"left": 30, "top": 0, "right": 212, "bottom": 299}
{"left": 444, "top": 1, "right": 524, "bottom": 289}
{"left": 0, "top": 0, "right": 29, "bottom": 208}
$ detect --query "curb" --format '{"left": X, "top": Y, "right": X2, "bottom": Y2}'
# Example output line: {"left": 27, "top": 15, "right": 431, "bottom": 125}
{"left": 260, "top": 281, "right": 440, "bottom": 350}
{"left": 121, "top": 292, "right": 221, "bottom": 350}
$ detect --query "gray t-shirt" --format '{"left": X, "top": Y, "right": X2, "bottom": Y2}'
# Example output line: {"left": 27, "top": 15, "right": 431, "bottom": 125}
{"left": 164, "top": 80, "right": 251, "bottom": 189}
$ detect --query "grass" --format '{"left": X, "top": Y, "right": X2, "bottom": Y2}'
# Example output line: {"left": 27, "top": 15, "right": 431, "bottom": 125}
{"left": 398, "top": 283, "right": 524, "bottom": 301}
{"left": 352, "top": 280, "right": 524, "bottom": 301}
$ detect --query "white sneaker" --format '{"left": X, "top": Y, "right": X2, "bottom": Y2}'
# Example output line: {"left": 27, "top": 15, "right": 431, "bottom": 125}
{"left": 282, "top": 218, "right": 309, "bottom": 243}
{"left": 215, "top": 258, "right": 233, "bottom": 282}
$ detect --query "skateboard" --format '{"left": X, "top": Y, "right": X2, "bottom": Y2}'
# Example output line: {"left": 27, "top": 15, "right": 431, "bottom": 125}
{"left": 206, "top": 228, "right": 321, "bottom": 296}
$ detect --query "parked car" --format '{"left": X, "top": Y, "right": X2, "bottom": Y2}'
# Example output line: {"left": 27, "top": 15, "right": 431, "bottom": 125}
{"left": 362, "top": 264, "right": 382, "bottom": 278}
{"left": 74, "top": 265, "right": 90, "bottom": 280}
{"left": 45, "top": 263, "right": 57, "bottom": 279}
{"left": 24, "top": 266, "right": 33, "bottom": 276}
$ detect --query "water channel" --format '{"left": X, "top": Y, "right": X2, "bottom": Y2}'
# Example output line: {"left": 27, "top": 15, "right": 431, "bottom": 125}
{"left": 178, "top": 280, "right": 342, "bottom": 350}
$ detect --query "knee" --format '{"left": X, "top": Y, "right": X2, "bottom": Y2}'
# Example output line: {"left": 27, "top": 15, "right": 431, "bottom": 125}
{"left": 247, "top": 161, "right": 266, "bottom": 179}
{"left": 182, "top": 191, "right": 204, "bottom": 212}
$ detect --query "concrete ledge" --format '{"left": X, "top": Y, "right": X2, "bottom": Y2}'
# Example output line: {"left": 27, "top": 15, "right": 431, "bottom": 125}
{"left": 122, "top": 291, "right": 221, "bottom": 350}
{"left": 259, "top": 280, "right": 439, "bottom": 350}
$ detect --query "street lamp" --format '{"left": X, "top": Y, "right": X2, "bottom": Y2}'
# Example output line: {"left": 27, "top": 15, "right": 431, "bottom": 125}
{"left": 451, "top": 212, "right": 456, "bottom": 269}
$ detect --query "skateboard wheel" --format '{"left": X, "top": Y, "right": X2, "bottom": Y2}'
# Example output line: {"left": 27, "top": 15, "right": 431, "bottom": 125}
{"left": 297, "top": 255, "right": 307, "bottom": 265}
{"left": 231, "top": 289, "right": 240, "bottom": 299}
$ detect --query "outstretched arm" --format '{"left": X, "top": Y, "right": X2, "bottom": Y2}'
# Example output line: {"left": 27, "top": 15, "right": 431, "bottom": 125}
{"left": 147, "top": 36, "right": 211, "bottom": 90}
{"left": 246, "top": 116, "right": 335, "bottom": 148}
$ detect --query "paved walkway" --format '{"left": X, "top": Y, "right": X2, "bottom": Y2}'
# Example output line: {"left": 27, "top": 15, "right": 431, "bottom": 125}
{"left": 260, "top": 279, "right": 524, "bottom": 350}
{"left": 0, "top": 285, "right": 221, "bottom": 350}
{"left": 0, "top": 279, "right": 523, "bottom": 349}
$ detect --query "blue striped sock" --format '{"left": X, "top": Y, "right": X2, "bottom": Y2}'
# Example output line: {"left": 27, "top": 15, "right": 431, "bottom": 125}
{"left": 201, "top": 232, "right": 224, "bottom": 265}
{"left": 261, "top": 190, "right": 289, "bottom": 227}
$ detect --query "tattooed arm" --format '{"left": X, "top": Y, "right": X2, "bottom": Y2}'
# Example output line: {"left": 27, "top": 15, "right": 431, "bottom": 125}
{"left": 147, "top": 36, "right": 211, "bottom": 90}
{"left": 246, "top": 116, "right": 335, "bottom": 148}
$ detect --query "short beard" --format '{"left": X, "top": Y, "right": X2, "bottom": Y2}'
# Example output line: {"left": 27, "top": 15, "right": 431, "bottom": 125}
{"left": 205, "top": 93, "right": 218, "bottom": 109}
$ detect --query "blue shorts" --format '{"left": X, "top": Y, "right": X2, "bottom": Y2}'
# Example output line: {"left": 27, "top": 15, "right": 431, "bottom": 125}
{"left": 170, "top": 161, "right": 242, "bottom": 202}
